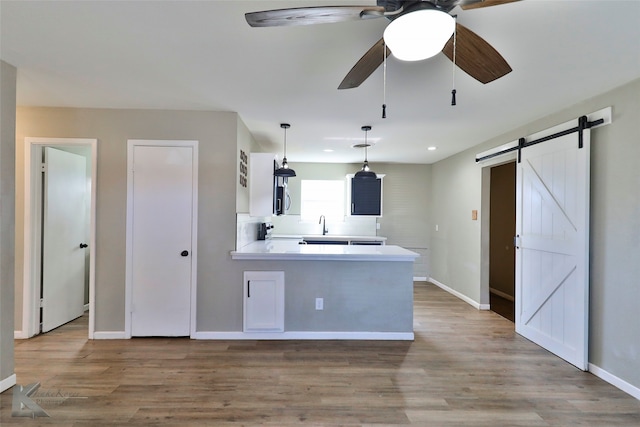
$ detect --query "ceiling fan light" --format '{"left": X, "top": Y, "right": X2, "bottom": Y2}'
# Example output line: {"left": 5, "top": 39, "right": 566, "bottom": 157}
{"left": 383, "top": 9, "right": 455, "bottom": 61}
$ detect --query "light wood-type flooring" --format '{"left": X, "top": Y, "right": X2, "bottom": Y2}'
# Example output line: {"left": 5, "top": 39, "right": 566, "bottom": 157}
{"left": 1, "top": 282, "right": 639, "bottom": 426}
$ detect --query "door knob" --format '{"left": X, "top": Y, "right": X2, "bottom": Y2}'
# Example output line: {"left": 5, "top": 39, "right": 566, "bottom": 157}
{"left": 79, "top": 243, "right": 88, "bottom": 249}
{"left": 181, "top": 250, "right": 189, "bottom": 257}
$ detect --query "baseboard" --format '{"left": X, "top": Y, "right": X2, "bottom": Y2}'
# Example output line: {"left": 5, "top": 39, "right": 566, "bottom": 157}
{"left": 192, "top": 331, "right": 415, "bottom": 341}
{"left": 490, "top": 287, "right": 515, "bottom": 302}
{"left": 413, "top": 276, "right": 428, "bottom": 282}
{"left": 93, "top": 331, "right": 127, "bottom": 340}
{"left": 84, "top": 303, "right": 90, "bottom": 311}
{"left": 14, "top": 330, "right": 28, "bottom": 339}
{"left": 1, "top": 374, "right": 17, "bottom": 393}
{"left": 429, "top": 277, "right": 490, "bottom": 310}
{"left": 589, "top": 363, "right": 640, "bottom": 401}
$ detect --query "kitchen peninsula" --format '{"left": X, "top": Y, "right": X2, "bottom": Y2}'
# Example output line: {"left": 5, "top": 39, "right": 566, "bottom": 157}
{"left": 231, "top": 240, "right": 418, "bottom": 340}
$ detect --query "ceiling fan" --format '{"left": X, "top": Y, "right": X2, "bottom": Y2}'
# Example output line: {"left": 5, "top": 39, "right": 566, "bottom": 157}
{"left": 246, "top": 0, "right": 518, "bottom": 89}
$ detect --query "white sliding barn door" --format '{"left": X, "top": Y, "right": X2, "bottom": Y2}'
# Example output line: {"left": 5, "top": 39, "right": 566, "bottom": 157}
{"left": 515, "top": 130, "right": 590, "bottom": 370}
{"left": 42, "top": 147, "right": 87, "bottom": 332}
{"left": 128, "top": 142, "right": 198, "bottom": 337}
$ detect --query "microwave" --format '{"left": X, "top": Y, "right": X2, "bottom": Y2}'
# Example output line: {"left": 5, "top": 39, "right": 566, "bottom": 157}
{"left": 272, "top": 160, "right": 291, "bottom": 215}
{"left": 274, "top": 180, "right": 291, "bottom": 215}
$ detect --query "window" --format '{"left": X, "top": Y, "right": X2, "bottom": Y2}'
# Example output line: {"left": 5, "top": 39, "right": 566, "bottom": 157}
{"left": 300, "top": 180, "right": 345, "bottom": 222}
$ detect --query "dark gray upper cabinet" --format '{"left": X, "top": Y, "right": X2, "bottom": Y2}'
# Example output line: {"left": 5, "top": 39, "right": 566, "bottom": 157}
{"left": 351, "top": 177, "right": 382, "bottom": 216}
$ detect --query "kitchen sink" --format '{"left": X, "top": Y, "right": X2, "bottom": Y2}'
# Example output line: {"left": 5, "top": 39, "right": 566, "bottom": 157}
{"left": 300, "top": 239, "right": 348, "bottom": 245}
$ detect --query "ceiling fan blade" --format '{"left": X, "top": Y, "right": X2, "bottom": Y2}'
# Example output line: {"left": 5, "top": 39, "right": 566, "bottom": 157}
{"left": 442, "top": 23, "right": 512, "bottom": 84}
{"left": 338, "top": 38, "right": 391, "bottom": 90}
{"left": 245, "top": 6, "right": 385, "bottom": 27}
{"left": 459, "top": 0, "right": 521, "bottom": 11}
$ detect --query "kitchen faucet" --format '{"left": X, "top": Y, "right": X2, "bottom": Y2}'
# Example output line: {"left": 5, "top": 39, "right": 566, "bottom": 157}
{"left": 319, "top": 215, "right": 328, "bottom": 235}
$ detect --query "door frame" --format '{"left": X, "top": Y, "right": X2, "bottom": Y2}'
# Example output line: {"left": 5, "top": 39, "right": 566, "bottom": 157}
{"left": 479, "top": 108, "right": 611, "bottom": 312}
{"left": 480, "top": 156, "right": 517, "bottom": 311}
{"left": 22, "top": 137, "right": 97, "bottom": 339}
{"left": 124, "top": 139, "right": 199, "bottom": 339}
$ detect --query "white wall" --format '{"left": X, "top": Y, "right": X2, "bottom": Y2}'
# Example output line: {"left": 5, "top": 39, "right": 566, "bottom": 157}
{"left": 429, "top": 77, "right": 640, "bottom": 392}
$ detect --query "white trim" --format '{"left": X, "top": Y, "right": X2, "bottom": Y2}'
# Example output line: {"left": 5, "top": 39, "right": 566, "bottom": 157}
{"left": 93, "top": 331, "right": 128, "bottom": 340}
{"left": 489, "top": 287, "right": 514, "bottom": 302}
{"left": 475, "top": 106, "right": 612, "bottom": 163}
{"left": 22, "top": 138, "right": 98, "bottom": 340}
{"left": 476, "top": 144, "right": 518, "bottom": 166}
{"left": 429, "top": 277, "right": 490, "bottom": 310}
{"left": 589, "top": 363, "right": 640, "bottom": 401}
{"left": 192, "top": 331, "right": 414, "bottom": 341}
{"left": 125, "top": 140, "right": 199, "bottom": 339}
{"left": 413, "top": 276, "right": 427, "bottom": 282}
{"left": 14, "top": 330, "right": 28, "bottom": 339}
{"left": 0, "top": 374, "right": 17, "bottom": 393}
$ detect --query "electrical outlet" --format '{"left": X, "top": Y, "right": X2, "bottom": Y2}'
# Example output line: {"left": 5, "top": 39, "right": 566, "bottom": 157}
{"left": 315, "top": 298, "right": 324, "bottom": 310}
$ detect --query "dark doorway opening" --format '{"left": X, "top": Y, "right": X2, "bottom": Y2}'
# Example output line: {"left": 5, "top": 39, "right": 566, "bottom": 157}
{"left": 489, "top": 162, "right": 516, "bottom": 322}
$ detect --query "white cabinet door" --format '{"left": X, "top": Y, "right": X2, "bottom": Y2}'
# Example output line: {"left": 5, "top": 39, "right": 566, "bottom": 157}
{"left": 515, "top": 130, "right": 590, "bottom": 370}
{"left": 244, "top": 271, "right": 284, "bottom": 332}
{"left": 249, "top": 153, "right": 275, "bottom": 217}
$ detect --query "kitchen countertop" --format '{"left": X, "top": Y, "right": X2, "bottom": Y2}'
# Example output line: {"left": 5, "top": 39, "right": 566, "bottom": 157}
{"left": 230, "top": 240, "right": 418, "bottom": 261}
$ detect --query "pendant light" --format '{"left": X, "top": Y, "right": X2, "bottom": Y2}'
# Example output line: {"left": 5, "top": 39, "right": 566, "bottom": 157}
{"left": 354, "top": 125, "right": 377, "bottom": 179}
{"left": 274, "top": 123, "right": 296, "bottom": 178}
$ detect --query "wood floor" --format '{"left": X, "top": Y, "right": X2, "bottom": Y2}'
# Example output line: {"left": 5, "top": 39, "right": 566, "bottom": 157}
{"left": 2, "top": 282, "right": 638, "bottom": 426}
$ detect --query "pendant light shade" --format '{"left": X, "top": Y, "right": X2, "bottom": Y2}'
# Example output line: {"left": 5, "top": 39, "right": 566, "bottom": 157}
{"left": 383, "top": 6, "right": 455, "bottom": 62}
{"left": 274, "top": 123, "right": 296, "bottom": 177}
{"left": 354, "top": 125, "right": 377, "bottom": 179}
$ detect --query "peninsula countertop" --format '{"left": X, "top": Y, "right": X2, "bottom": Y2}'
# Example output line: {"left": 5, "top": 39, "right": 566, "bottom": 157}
{"left": 230, "top": 240, "right": 418, "bottom": 262}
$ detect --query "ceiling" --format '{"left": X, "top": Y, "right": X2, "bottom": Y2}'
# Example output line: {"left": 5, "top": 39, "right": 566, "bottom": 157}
{"left": 1, "top": 1, "right": 639, "bottom": 164}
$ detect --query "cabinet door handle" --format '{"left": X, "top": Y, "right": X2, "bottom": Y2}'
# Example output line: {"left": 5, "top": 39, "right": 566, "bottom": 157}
{"left": 247, "top": 280, "right": 251, "bottom": 298}
{"left": 351, "top": 202, "right": 355, "bottom": 214}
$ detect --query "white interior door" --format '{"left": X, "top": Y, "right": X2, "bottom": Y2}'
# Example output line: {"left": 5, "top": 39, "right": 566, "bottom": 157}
{"left": 130, "top": 144, "right": 195, "bottom": 336}
{"left": 42, "top": 147, "right": 87, "bottom": 332}
{"left": 515, "top": 130, "right": 590, "bottom": 370}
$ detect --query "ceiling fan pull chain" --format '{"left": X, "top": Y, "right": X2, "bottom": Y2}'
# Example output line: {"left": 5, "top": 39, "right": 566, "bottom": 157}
{"left": 382, "top": 41, "right": 387, "bottom": 118}
{"left": 451, "top": 15, "right": 457, "bottom": 106}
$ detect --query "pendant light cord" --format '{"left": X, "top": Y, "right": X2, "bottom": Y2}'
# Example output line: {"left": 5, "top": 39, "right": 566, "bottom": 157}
{"left": 382, "top": 42, "right": 387, "bottom": 119}
{"left": 364, "top": 128, "right": 369, "bottom": 161}
{"left": 451, "top": 16, "right": 457, "bottom": 106}
{"left": 283, "top": 126, "right": 287, "bottom": 157}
